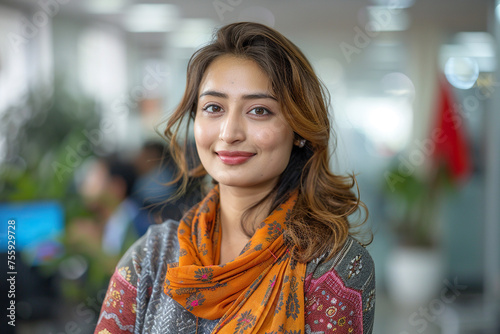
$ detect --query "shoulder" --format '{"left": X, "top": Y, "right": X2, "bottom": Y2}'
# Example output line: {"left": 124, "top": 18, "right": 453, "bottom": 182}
{"left": 114, "top": 219, "right": 180, "bottom": 286}
{"left": 304, "top": 236, "right": 376, "bottom": 334}
{"left": 96, "top": 220, "right": 181, "bottom": 333}
{"left": 306, "top": 236, "right": 374, "bottom": 286}
{"left": 333, "top": 236, "right": 375, "bottom": 288}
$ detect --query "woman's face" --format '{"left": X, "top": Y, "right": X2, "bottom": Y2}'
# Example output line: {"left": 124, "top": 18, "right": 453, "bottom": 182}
{"left": 194, "top": 55, "right": 295, "bottom": 191}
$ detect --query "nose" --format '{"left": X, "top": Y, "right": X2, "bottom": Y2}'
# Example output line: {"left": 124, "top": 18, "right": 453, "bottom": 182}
{"left": 219, "top": 109, "right": 245, "bottom": 144}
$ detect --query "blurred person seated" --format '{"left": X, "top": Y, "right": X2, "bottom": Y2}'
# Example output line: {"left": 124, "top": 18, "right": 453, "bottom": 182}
{"left": 68, "top": 156, "right": 146, "bottom": 277}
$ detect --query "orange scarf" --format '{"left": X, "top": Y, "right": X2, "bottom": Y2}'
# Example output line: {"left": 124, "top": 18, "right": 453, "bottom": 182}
{"left": 164, "top": 186, "right": 306, "bottom": 333}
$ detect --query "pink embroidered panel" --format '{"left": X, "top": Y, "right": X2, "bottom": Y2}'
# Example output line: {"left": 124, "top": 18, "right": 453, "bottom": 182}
{"left": 304, "top": 271, "right": 363, "bottom": 333}
{"left": 95, "top": 269, "right": 137, "bottom": 333}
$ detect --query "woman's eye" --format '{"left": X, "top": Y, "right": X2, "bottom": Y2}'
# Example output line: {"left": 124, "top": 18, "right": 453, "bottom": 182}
{"left": 203, "top": 105, "right": 223, "bottom": 113}
{"left": 249, "top": 107, "right": 270, "bottom": 116}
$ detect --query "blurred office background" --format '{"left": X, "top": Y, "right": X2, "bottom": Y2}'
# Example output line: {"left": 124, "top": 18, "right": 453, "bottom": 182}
{"left": 0, "top": 0, "right": 499, "bottom": 333}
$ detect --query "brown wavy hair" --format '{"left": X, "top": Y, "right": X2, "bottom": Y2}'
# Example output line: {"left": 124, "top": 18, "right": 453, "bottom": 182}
{"left": 164, "top": 22, "right": 370, "bottom": 263}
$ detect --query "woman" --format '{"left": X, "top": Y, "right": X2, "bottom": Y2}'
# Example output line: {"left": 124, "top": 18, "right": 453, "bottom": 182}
{"left": 95, "top": 22, "right": 375, "bottom": 334}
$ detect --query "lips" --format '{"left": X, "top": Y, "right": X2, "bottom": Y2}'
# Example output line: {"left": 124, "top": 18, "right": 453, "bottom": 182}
{"left": 216, "top": 150, "right": 256, "bottom": 165}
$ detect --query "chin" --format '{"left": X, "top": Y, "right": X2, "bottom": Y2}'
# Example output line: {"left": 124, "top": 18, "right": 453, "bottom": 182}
{"left": 215, "top": 174, "right": 278, "bottom": 190}
{"left": 214, "top": 178, "right": 251, "bottom": 188}
{"left": 213, "top": 174, "right": 252, "bottom": 187}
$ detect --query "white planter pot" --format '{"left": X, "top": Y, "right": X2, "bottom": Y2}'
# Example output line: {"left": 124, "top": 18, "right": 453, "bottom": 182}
{"left": 386, "top": 246, "right": 444, "bottom": 308}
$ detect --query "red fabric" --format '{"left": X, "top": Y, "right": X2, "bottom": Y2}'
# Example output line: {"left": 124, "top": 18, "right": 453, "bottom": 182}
{"left": 304, "top": 271, "right": 363, "bottom": 333}
{"left": 432, "top": 77, "right": 472, "bottom": 183}
{"left": 94, "top": 271, "right": 137, "bottom": 333}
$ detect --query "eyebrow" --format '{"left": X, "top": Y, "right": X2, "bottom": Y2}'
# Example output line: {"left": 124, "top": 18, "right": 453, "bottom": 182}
{"left": 199, "top": 90, "right": 277, "bottom": 101}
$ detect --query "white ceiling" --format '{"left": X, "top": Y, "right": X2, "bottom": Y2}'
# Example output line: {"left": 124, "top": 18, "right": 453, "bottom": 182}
{"left": 1, "top": 0, "right": 491, "bottom": 33}
{"left": 0, "top": 0, "right": 493, "bottom": 79}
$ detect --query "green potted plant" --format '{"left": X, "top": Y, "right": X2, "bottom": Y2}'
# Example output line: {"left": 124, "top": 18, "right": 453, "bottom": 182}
{"left": 383, "top": 164, "right": 452, "bottom": 307}
{"left": 0, "top": 78, "right": 109, "bottom": 302}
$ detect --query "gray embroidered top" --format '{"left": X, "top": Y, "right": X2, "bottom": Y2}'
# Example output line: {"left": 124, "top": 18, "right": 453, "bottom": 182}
{"left": 95, "top": 220, "right": 375, "bottom": 333}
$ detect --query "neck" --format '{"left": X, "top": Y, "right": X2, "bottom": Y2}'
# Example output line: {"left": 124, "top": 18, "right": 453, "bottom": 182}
{"left": 217, "top": 183, "right": 275, "bottom": 265}
{"left": 218, "top": 184, "right": 274, "bottom": 238}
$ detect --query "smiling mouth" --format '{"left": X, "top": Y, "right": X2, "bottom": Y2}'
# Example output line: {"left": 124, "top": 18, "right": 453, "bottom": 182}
{"left": 216, "top": 151, "right": 256, "bottom": 165}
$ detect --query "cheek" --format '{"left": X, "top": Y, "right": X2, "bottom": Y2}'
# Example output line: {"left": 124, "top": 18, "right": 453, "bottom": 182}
{"left": 193, "top": 121, "right": 203, "bottom": 147}
{"left": 194, "top": 119, "right": 217, "bottom": 150}
{"left": 252, "top": 121, "right": 294, "bottom": 151}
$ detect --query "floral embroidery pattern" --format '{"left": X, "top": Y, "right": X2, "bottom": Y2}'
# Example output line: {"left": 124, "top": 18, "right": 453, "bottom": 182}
{"left": 185, "top": 292, "right": 206, "bottom": 311}
{"left": 304, "top": 295, "right": 318, "bottom": 309}
{"left": 262, "top": 276, "right": 277, "bottom": 305}
{"left": 364, "top": 288, "right": 376, "bottom": 312}
{"left": 347, "top": 255, "right": 363, "bottom": 279}
{"left": 239, "top": 242, "right": 252, "bottom": 255}
{"left": 234, "top": 310, "right": 257, "bottom": 333}
{"left": 244, "top": 273, "right": 264, "bottom": 299}
{"left": 286, "top": 293, "right": 300, "bottom": 320}
{"left": 194, "top": 267, "right": 214, "bottom": 282}
{"left": 174, "top": 287, "right": 197, "bottom": 296}
{"left": 275, "top": 289, "right": 285, "bottom": 315}
{"left": 200, "top": 243, "right": 209, "bottom": 256}
{"left": 326, "top": 305, "right": 337, "bottom": 317}
{"left": 264, "top": 327, "right": 302, "bottom": 334}
{"left": 196, "top": 227, "right": 204, "bottom": 249}
{"left": 95, "top": 272, "right": 136, "bottom": 333}
{"left": 304, "top": 271, "right": 363, "bottom": 333}
{"left": 285, "top": 276, "right": 300, "bottom": 320}
{"left": 284, "top": 207, "right": 292, "bottom": 221}
{"left": 117, "top": 266, "right": 131, "bottom": 282}
{"left": 98, "top": 329, "right": 112, "bottom": 334}
{"left": 266, "top": 221, "right": 283, "bottom": 241}
{"left": 105, "top": 282, "right": 124, "bottom": 309}
{"left": 165, "top": 186, "right": 305, "bottom": 332}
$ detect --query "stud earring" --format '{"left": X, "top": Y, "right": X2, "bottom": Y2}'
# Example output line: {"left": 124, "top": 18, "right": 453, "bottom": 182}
{"left": 298, "top": 139, "right": 306, "bottom": 148}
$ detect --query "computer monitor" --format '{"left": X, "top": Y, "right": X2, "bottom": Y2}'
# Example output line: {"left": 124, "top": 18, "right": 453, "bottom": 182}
{"left": 0, "top": 201, "right": 64, "bottom": 265}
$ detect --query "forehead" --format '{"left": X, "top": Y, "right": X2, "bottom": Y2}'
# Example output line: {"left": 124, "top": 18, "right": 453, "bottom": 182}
{"left": 199, "top": 55, "right": 273, "bottom": 94}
